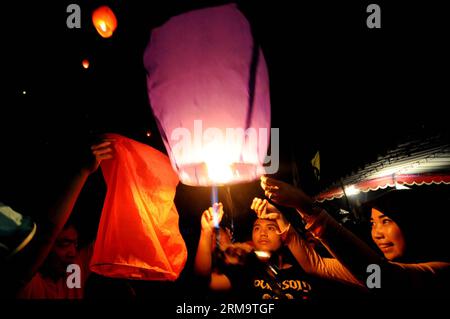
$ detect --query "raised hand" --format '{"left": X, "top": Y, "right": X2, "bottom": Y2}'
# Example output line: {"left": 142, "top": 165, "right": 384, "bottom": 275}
{"left": 251, "top": 197, "right": 281, "bottom": 220}
{"left": 84, "top": 138, "right": 115, "bottom": 174}
{"left": 260, "top": 176, "right": 315, "bottom": 215}
{"left": 200, "top": 203, "right": 224, "bottom": 233}
{"left": 251, "top": 197, "right": 290, "bottom": 235}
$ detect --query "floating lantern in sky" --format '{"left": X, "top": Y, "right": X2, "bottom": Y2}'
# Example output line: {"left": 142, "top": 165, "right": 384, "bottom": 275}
{"left": 92, "top": 6, "right": 117, "bottom": 38}
{"left": 82, "top": 59, "right": 89, "bottom": 69}
{"left": 144, "top": 4, "right": 274, "bottom": 186}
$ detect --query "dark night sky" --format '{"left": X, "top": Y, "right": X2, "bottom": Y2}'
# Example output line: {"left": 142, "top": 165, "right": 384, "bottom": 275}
{"left": 1, "top": 1, "right": 449, "bottom": 244}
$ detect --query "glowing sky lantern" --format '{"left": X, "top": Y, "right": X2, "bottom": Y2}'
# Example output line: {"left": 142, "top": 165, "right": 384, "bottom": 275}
{"left": 144, "top": 4, "right": 272, "bottom": 186}
{"left": 92, "top": 6, "right": 117, "bottom": 38}
{"left": 82, "top": 59, "right": 89, "bottom": 69}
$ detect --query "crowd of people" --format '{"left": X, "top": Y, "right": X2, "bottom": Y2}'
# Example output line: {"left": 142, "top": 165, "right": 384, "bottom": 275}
{"left": 1, "top": 136, "right": 449, "bottom": 302}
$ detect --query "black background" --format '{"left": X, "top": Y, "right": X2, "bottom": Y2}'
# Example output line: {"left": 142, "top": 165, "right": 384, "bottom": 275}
{"left": 1, "top": 0, "right": 449, "bottom": 308}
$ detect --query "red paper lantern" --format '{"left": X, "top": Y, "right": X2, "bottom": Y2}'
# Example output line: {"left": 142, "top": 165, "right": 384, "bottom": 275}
{"left": 90, "top": 134, "right": 187, "bottom": 280}
{"left": 92, "top": 6, "right": 117, "bottom": 38}
{"left": 82, "top": 59, "right": 89, "bottom": 69}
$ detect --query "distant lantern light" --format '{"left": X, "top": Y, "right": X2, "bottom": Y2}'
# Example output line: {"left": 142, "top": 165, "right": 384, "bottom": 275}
{"left": 92, "top": 6, "right": 117, "bottom": 38}
{"left": 22, "top": 90, "right": 26, "bottom": 95}
{"left": 82, "top": 59, "right": 90, "bottom": 69}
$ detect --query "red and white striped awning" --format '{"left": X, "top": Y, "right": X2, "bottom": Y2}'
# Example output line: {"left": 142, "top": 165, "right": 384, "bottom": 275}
{"left": 315, "top": 137, "right": 450, "bottom": 202}
{"left": 316, "top": 173, "right": 450, "bottom": 202}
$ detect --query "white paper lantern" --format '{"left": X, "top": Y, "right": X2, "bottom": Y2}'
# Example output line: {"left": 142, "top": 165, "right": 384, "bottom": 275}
{"left": 144, "top": 4, "right": 271, "bottom": 186}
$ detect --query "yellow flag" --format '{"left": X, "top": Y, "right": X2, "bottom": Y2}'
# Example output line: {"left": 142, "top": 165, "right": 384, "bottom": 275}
{"left": 311, "top": 151, "right": 320, "bottom": 180}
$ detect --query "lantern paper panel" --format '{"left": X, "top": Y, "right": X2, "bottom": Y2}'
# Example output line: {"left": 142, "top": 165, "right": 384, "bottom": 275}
{"left": 90, "top": 134, "right": 187, "bottom": 281}
{"left": 144, "top": 4, "right": 271, "bottom": 186}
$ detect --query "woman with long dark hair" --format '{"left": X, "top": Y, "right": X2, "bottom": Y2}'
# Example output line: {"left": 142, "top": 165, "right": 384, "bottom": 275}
{"left": 258, "top": 176, "right": 450, "bottom": 298}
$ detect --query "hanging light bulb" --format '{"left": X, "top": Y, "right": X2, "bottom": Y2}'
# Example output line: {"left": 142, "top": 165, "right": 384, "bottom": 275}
{"left": 344, "top": 185, "right": 361, "bottom": 196}
{"left": 92, "top": 6, "right": 117, "bottom": 38}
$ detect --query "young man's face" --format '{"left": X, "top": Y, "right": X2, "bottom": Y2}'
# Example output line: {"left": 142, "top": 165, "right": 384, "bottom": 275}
{"left": 47, "top": 226, "right": 78, "bottom": 276}
{"left": 252, "top": 219, "right": 282, "bottom": 252}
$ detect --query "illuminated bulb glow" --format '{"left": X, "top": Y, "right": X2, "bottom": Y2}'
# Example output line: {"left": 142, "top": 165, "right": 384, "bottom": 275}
{"left": 344, "top": 185, "right": 360, "bottom": 196}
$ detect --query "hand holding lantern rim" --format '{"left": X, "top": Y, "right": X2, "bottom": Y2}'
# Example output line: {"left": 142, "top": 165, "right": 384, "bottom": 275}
{"left": 260, "top": 176, "right": 319, "bottom": 217}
